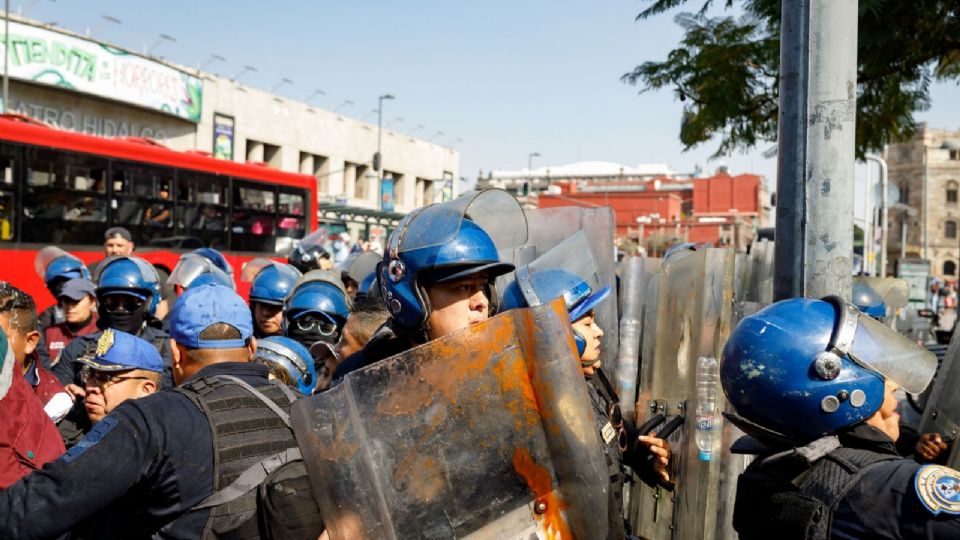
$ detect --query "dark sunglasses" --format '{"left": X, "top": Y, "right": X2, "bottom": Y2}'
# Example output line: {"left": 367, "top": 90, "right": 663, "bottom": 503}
{"left": 100, "top": 295, "right": 145, "bottom": 313}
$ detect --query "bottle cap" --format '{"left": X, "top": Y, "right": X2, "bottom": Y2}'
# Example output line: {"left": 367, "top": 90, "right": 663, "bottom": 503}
{"left": 698, "top": 450, "right": 712, "bottom": 461}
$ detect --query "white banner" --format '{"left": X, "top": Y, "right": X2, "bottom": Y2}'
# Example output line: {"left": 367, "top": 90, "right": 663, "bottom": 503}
{"left": 0, "top": 20, "right": 202, "bottom": 122}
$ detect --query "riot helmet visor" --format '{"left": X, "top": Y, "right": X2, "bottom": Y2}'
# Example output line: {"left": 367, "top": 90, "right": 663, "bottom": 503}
{"left": 168, "top": 254, "right": 234, "bottom": 290}
{"left": 35, "top": 246, "right": 78, "bottom": 279}
{"left": 830, "top": 297, "right": 937, "bottom": 395}
{"left": 240, "top": 257, "right": 276, "bottom": 283}
{"left": 387, "top": 189, "right": 528, "bottom": 255}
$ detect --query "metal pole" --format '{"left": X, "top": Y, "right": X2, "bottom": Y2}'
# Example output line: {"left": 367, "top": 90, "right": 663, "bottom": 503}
{"left": 3, "top": 0, "right": 9, "bottom": 113}
{"left": 901, "top": 218, "right": 907, "bottom": 261}
{"left": 866, "top": 154, "right": 888, "bottom": 277}
{"left": 864, "top": 162, "right": 873, "bottom": 275}
{"left": 774, "top": 0, "right": 858, "bottom": 301}
{"left": 923, "top": 145, "right": 930, "bottom": 261}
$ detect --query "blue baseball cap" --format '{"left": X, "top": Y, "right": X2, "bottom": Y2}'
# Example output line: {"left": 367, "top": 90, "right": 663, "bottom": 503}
{"left": 58, "top": 278, "right": 96, "bottom": 301}
{"left": 169, "top": 283, "right": 253, "bottom": 349}
{"left": 79, "top": 329, "right": 163, "bottom": 373}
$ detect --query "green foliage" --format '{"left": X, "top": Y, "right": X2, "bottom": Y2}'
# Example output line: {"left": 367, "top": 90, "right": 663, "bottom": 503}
{"left": 624, "top": 0, "right": 960, "bottom": 158}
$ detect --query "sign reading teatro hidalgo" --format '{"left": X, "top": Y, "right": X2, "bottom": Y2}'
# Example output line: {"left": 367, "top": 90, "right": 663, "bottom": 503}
{"left": 0, "top": 20, "right": 202, "bottom": 122}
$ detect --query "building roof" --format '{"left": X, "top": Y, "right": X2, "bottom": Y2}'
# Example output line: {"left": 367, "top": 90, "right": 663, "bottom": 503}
{"left": 490, "top": 161, "right": 678, "bottom": 180}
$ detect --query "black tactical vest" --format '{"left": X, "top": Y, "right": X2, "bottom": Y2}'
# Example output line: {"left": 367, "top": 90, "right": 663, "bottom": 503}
{"left": 176, "top": 375, "right": 301, "bottom": 539}
{"left": 587, "top": 370, "right": 628, "bottom": 540}
{"left": 733, "top": 444, "right": 898, "bottom": 540}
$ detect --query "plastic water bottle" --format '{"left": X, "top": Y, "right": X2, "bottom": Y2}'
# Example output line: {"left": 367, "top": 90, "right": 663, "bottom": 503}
{"left": 695, "top": 356, "right": 719, "bottom": 461}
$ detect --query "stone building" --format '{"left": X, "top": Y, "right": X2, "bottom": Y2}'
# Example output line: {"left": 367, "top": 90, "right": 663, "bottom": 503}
{"left": 885, "top": 124, "right": 960, "bottom": 281}
{"left": 1, "top": 15, "right": 458, "bottom": 242}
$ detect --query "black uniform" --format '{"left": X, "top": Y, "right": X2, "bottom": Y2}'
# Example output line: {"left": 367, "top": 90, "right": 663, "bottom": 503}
{"left": 588, "top": 369, "right": 670, "bottom": 540}
{"left": 51, "top": 322, "right": 172, "bottom": 389}
{"left": 733, "top": 423, "right": 960, "bottom": 539}
{"left": 0, "top": 362, "right": 298, "bottom": 539}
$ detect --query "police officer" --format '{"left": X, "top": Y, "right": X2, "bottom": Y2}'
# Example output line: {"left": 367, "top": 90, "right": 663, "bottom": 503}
{"left": 0, "top": 283, "right": 302, "bottom": 538}
{"left": 722, "top": 295, "right": 960, "bottom": 538}
{"left": 335, "top": 250, "right": 380, "bottom": 298}
{"left": 288, "top": 229, "right": 333, "bottom": 273}
{"left": 241, "top": 258, "right": 302, "bottom": 339}
{"left": 332, "top": 210, "right": 516, "bottom": 382}
{"left": 79, "top": 329, "right": 163, "bottom": 425}
{"left": 52, "top": 255, "right": 172, "bottom": 389}
{"left": 283, "top": 270, "right": 350, "bottom": 350}
{"left": 253, "top": 335, "right": 317, "bottom": 395}
{"left": 34, "top": 246, "right": 92, "bottom": 330}
{"left": 501, "top": 267, "right": 671, "bottom": 540}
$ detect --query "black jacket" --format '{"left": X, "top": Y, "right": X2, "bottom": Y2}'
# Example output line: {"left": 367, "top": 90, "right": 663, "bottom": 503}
{"left": 0, "top": 362, "right": 272, "bottom": 539}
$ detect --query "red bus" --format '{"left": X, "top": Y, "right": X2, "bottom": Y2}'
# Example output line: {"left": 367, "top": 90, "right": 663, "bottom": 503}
{"left": 0, "top": 114, "right": 317, "bottom": 309}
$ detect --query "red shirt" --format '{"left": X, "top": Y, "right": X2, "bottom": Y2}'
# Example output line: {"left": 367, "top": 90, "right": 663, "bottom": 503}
{"left": 0, "top": 368, "right": 65, "bottom": 488}
{"left": 44, "top": 313, "right": 99, "bottom": 364}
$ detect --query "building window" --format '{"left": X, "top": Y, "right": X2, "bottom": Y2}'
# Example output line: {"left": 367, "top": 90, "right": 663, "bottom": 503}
{"left": 952, "top": 150, "right": 960, "bottom": 161}
{"left": 948, "top": 181, "right": 959, "bottom": 204}
{"left": 946, "top": 220, "right": 958, "bottom": 239}
{"left": 946, "top": 261, "right": 957, "bottom": 276}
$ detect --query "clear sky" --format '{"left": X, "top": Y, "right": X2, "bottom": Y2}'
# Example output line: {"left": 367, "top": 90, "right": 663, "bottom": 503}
{"left": 17, "top": 0, "right": 960, "bottom": 194}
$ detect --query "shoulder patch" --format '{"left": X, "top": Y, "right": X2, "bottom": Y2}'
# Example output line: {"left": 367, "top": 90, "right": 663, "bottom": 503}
{"left": 61, "top": 416, "right": 119, "bottom": 463}
{"left": 915, "top": 464, "right": 960, "bottom": 515}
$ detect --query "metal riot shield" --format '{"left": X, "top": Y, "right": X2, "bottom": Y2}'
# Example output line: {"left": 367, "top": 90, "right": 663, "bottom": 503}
{"left": 920, "top": 328, "right": 960, "bottom": 467}
{"left": 734, "top": 239, "right": 774, "bottom": 304}
{"left": 614, "top": 256, "right": 660, "bottom": 424}
{"left": 514, "top": 206, "right": 618, "bottom": 379}
{"left": 626, "top": 247, "right": 736, "bottom": 540}
{"left": 291, "top": 299, "right": 609, "bottom": 540}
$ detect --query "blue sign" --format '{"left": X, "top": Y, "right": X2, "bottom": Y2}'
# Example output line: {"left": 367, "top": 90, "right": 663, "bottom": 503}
{"left": 381, "top": 177, "right": 395, "bottom": 212}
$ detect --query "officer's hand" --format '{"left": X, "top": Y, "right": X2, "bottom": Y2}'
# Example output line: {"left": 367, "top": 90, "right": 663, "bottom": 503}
{"left": 638, "top": 435, "right": 671, "bottom": 483}
{"left": 64, "top": 384, "right": 85, "bottom": 400}
{"left": 916, "top": 433, "right": 949, "bottom": 461}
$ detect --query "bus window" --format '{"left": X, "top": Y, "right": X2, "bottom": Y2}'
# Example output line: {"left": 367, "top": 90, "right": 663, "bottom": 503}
{"left": 0, "top": 144, "right": 16, "bottom": 242}
{"left": 176, "top": 171, "right": 228, "bottom": 250}
{"left": 23, "top": 148, "right": 108, "bottom": 244}
{"left": 276, "top": 188, "right": 307, "bottom": 254}
{"left": 231, "top": 182, "right": 276, "bottom": 253}
{"left": 111, "top": 161, "right": 175, "bottom": 246}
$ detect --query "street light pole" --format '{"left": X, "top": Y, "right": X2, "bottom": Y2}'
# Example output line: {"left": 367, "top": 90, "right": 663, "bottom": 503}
{"left": 146, "top": 33, "right": 176, "bottom": 56}
{"left": 376, "top": 93, "right": 394, "bottom": 186}
{"left": 865, "top": 154, "right": 888, "bottom": 277}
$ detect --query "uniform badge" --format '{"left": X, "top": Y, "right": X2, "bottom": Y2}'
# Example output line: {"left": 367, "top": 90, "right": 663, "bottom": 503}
{"left": 95, "top": 329, "right": 115, "bottom": 357}
{"left": 915, "top": 465, "right": 960, "bottom": 515}
{"left": 601, "top": 421, "right": 617, "bottom": 445}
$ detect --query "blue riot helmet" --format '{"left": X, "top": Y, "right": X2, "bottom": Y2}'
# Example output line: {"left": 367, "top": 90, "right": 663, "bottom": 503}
{"left": 283, "top": 270, "right": 351, "bottom": 347}
{"left": 720, "top": 296, "right": 937, "bottom": 445}
{"left": 94, "top": 255, "right": 162, "bottom": 315}
{"left": 242, "top": 258, "right": 302, "bottom": 306}
{"left": 357, "top": 268, "right": 379, "bottom": 299}
{"left": 288, "top": 229, "right": 332, "bottom": 273}
{"left": 254, "top": 336, "right": 317, "bottom": 395}
{"left": 167, "top": 253, "right": 235, "bottom": 294}
{"left": 35, "top": 246, "right": 92, "bottom": 294}
{"left": 501, "top": 268, "right": 610, "bottom": 361}
{"left": 380, "top": 189, "right": 527, "bottom": 332}
{"left": 191, "top": 247, "right": 234, "bottom": 278}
